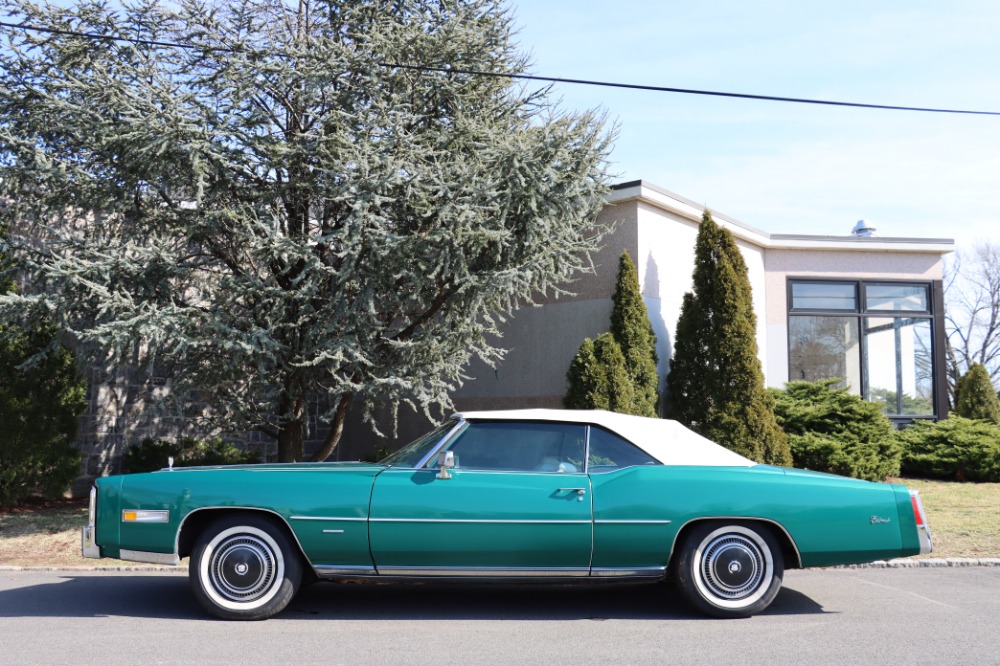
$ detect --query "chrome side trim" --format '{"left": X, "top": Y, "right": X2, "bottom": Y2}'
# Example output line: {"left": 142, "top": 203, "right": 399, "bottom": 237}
{"left": 315, "top": 565, "right": 378, "bottom": 577}
{"left": 591, "top": 566, "right": 666, "bottom": 578}
{"left": 669, "top": 517, "right": 803, "bottom": 569}
{"left": 595, "top": 520, "right": 672, "bottom": 525}
{"left": 369, "top": 518, "right": 591, "bottom": 525}
{"left": 375, "top": 566, "right": 591, "bottom": 578}
{"left": 119, "top": 549, "right": 181, "bottom": 566}
{"left": 289, "top": 515, "right": 366, "bottom": 522}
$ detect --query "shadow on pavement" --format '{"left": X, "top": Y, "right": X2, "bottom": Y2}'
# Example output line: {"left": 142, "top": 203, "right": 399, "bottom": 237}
{"left": 0, "top": 573, "right": 829, "bottom": 621}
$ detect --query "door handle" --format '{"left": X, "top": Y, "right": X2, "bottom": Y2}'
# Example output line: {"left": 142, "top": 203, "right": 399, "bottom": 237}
{"left": 557, "top": 488, "right": 587, "bottom": 496}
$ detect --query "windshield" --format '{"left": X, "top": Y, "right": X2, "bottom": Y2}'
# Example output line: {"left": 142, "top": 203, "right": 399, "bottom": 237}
{"left": 377, "top": 421, "right": 458, "bottom": 468}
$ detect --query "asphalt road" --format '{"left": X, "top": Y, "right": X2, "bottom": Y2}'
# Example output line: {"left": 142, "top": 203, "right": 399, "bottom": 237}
{"left": 1, "top": 568, "right": 998, "bottom": 665}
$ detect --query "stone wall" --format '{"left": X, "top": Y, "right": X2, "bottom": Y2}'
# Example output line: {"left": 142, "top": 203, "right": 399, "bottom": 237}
{"left": 70, "top": 361, "right": 424, "bottom": 495}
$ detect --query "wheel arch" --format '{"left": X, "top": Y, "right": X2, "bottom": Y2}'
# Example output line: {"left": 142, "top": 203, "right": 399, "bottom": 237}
{"left": 177, "top": 507, "right": 313, "bottom": 572}
{"left": 669, "top": 517, "right": 802, "bottom": 571}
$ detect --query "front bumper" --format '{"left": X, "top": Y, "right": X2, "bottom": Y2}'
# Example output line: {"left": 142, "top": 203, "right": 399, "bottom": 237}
{"left": 81, "top": 486, "right": 101, "bottom": 559}
{"left": 81, "top": 525, "right": 100, "bottom": 559}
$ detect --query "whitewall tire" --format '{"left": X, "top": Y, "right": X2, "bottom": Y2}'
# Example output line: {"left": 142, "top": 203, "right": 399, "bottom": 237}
{"left": 190, "top": 514, "right": 303, "bottom": 620}
{"left": 676, "top": 521, "right": 784, "bottom": 618}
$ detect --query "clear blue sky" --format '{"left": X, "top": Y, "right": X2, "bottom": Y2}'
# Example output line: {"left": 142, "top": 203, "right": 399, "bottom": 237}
{"left": 511, "top": 0, "right": 1000, "bottom": 249}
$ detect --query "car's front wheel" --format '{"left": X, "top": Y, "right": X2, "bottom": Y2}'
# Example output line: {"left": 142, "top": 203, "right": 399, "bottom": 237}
{"left": 189, "top": 514, "right": 303, "bottom": 620}
{"left": 675, "top": 521, "right": 784, "bottom": 618}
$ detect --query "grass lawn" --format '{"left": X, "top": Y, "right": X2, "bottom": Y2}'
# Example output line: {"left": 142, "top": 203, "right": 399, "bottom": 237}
{"left": 2, "top": 478, "right": 998, "bottom": 568}
{"left": 892, "top": 478, "right": 1000, "bottom": 559}
{"left": 0, "top": 498, "right": 143, "bottom": 569}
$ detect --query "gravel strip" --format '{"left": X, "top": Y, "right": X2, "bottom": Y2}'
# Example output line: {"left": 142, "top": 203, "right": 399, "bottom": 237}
{"left": 832, "top": 557, "right": 1000, "bottom": 569}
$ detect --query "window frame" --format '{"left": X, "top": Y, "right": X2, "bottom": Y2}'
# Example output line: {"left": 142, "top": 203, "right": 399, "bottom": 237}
{"left": 786, "top": 277, "right": 946, "bottom": 422}
{"left": 420, "top": 419, "right": 590, "bottom": 474}
{"left": 788, "top": 280, "right": 859, "bottom": 312}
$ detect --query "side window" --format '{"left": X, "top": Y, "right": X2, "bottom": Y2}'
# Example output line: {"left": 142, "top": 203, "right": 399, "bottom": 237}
{"left": 441, "top": 422, "right": 586, "bottom": 473}
{"left": 587, "top": 427, "right": 658, "bottom": 473}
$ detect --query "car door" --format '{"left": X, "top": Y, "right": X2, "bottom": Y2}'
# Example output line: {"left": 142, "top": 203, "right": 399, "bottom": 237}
{"left": 586, "top": 426, "right": 675, "bottom": 575}
{"left": 368, "top": 421, "right": 593, "bottom": 576}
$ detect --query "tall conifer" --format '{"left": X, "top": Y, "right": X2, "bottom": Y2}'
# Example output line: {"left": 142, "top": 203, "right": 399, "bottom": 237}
{"left": 667, "top": 211, "right": 791, "bottom": 465}
{"left": 610, "top": 251, "right": 659, "bottom": 417}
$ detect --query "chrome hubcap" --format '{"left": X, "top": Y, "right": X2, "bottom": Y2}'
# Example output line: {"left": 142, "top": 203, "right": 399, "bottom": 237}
{"left": 209, "top": 534, "right": 277, "bottom": 603}
{"left": 700, "top": 534, "right": 765, "bottom": 600}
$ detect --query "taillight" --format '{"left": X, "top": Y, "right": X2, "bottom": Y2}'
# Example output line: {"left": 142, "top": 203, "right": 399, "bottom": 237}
{"left": 910, "top": 494, "right": 924, "bottom": 526}
{"left": 909, "top": 489, "right": 933, "bottom": 555}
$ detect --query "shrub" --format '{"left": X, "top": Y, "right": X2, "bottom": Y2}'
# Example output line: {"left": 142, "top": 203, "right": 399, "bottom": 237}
{"left": 898, "top": 416, "right": 1000, "bottom": 482}
{"left": 955, "top": 363, "right": 1000, "bottom": 424}
{"left": 123, "top": 437, "right": 261, "bottom": 474}
{"left": 565, "top": 251, "right": 659, "bottom": 417}
{"left": 0, "top": 327, "right": 87, "bottom": 507}
{"left": 770, "top": 379, "right": 901, "bottom": 481}
{"left": 361, "top": 445, "right": 393, "bottom": 463}
{"left": 564, "top": 333, "right": 636, "bottom": 413}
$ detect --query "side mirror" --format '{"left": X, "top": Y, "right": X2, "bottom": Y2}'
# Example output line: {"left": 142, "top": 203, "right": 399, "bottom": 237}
{"left": 436, "top": 450, "right": 455, "bottom": 479}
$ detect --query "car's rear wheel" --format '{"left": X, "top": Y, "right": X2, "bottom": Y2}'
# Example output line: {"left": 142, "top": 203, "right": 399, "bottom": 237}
{"left": 675, "top": 521, "right": 783, "bottom": 618}
{"left": 189, "top": 514, "right": 303, "bottom": 620}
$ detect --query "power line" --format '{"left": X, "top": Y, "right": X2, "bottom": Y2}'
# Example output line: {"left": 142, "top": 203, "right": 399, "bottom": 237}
{"left": 3, "top": 19, "right": 999, "bottom": 117}
{"left": 0, "top": 20, "right": 198, "bottom": 51}
{"left": 383, "top": 62, "right": 1000, "bottom": 117}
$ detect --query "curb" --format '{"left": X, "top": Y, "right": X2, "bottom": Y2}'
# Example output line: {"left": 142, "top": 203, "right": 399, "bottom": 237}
{"left": 0, "top": 565, "right": 187, "bottom": 573}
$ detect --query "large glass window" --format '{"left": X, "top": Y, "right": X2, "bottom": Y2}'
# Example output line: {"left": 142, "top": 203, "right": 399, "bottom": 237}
{"left": 788, "top": 279, "right": 939, "bottom": 419}
{"left": 788, "top": 316, "right": 861, "bottom": 393}
{"left": 863, "top": 318, "right": 934, "bottom": 416}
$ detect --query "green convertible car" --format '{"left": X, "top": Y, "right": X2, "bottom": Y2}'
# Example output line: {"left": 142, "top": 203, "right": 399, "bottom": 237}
{"left": 82, "top": 409, "right": 932, "bottom": 620}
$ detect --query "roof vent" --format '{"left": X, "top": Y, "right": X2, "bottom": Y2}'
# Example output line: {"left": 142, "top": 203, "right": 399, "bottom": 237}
{"left": 851, "top": 219, "right": 876, "bottom": 238}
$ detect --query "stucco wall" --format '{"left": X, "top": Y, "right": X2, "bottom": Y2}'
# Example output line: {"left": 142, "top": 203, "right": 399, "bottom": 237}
{"left": 453, "top": 199, "right": 641, "bottom": 406}
{"left": 634, "top": 200, "right": 769, "bottom": 386}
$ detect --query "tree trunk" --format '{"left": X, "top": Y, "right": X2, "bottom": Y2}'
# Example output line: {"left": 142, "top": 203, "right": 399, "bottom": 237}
{"left": 310, "top": 392, "right": 352, "bottom": 462}
{"left": 276, "top": 392, "right": 306, "bottom": 462}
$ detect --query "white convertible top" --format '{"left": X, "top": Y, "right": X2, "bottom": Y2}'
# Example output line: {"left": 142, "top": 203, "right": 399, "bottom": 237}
{"left": 453, "top": 409, "right": 756, "bottom": 467}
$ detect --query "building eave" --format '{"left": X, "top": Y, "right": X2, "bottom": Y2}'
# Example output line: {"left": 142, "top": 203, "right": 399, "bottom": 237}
{"left": 607, "top": 180, "right": 955, "bottom": 254}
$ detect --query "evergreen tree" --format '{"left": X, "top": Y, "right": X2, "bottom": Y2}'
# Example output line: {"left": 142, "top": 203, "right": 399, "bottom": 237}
{"left": 667, "top": 210, "right": 791, "bottom": 465}
{"left": 0, "top": 0, "right": 612, "bottom": 462}
{"left": 564, "top": 334, "right": 634, "bottom": 412}
{"left": 955, "top": 363, "right": 1000, "bottom": 423}
{"left": 610, "top": 251, "right": 659, "bottom": 417}
{"left": 0, "top": 273, "right": 87, "bottom": 506}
